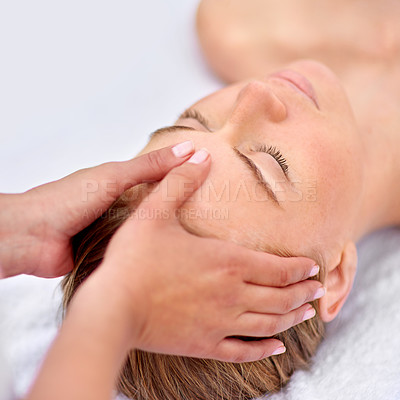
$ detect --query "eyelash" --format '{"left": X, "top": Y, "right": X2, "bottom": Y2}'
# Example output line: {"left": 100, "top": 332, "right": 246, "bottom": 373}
{"left": 254, "top": 144, "right": 289, "bottom": 176}
{"left": 180, "top": 109, "right": 290, "bottom": 175}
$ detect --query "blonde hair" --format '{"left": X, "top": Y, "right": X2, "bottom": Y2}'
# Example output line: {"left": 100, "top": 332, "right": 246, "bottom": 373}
{"left": 62, "top": 188, "right": 325, "bottom": 400}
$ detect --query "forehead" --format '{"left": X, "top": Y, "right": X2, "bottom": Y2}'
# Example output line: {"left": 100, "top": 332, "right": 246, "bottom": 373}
{"left": 145, "top": 125, "right": 359, "bottom": 256}
{"left": 189, "top": 81, "right": 248, "bottom": 126}
{"left": 143, "top": 70, "right": 363, "bottom": 265}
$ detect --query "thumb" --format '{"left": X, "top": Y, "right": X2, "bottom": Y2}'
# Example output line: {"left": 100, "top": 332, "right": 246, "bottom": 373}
{"left": 78, "top": 140, "right": 196, "bottom": 206}
{"left": 26, "top": 141, "right": 197, "bottom": 236}
{"left": 138, "top": 148, "right": 211, "bottom": 222}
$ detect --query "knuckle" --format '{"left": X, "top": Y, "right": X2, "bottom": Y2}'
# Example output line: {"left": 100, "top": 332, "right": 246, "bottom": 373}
{"left": 146, "top": 150, "right": 167, "bottom": 174}
{"left": 305, "top": 281, "right": 319, "bottom": 301}
{"left": 278, "top": 265, "right": 290, "bottom": 286}
{"left": 253, "top": 321, "right": 265, "bottom": 336}
{"left": 217, "top": 243, "right": 245, "bottom": 266}
{"left": 265, "top": 317, "right": 280, "bottom": 336}
{"left": 292, "top": 289, "right": 308, "bottom": 310}
{"left": 170, "top": 169, "right": 191, "bottom": 183}
{"left": 295, "top": 308, "right": 305, "bottom": 325}
{"left": 290, "top": 285, "right": 308, "bottom": 307}
{"left": 230, "top": 351, "right": 247, "bottom": 363}
{"left": 224, "top": 263, "right": 242, "bottom": 284}
{"left": 280, "top": 293, "right": 293, "bottom": 314}
{"left": 306, "top": 287, "right": 315, "bottom": 303}
{"left": 220, "top": 252, "right": 241, "bottom": 278}
{"left": 258, "top": 349, "right": 269, "bottom": 361}
{"left": 300, "top": 264, "right": 310, "bottom": 281}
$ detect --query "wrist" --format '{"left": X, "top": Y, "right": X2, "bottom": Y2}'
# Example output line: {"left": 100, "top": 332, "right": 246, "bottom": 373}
{"left": 27, "top": 263, "right": 141, "bottom": 400}
{"left": 70, "top": 266, "right": 142, "bottom": 353}
{"left": 0, "top": 193, "right": 36, "bottom": 278}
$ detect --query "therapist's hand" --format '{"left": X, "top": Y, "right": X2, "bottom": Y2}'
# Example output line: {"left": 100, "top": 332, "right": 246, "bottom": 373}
{"left": 88, "top": 148, "right": 324, "bottom": 363}
{"left": 0, "top": 141, "right": 197, "bottom": 278}
{"left": 26, "top": 148, "right": 322, "bottom": 400}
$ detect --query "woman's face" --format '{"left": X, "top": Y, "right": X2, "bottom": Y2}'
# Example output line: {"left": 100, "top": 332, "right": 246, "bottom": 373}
{"left": 140, "top": 60, "right": 364, "bottom": 265}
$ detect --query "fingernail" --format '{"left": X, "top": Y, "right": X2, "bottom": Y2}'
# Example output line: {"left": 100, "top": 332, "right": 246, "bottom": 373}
{"left": 313, "top": 287, "right": 326, "bottom": 300}
{"left": 172, "top": 141, "right": 194, "bottom": 158}
{"left": 302, "top": 307, "right": 316, "bottom": 322}
{"left": 309, "top": 265, "right": 320, "bottom": 277}
{"left": 187, "top": 148, "right": 209, "bottom": 164}
{"left": 272, "top": 346, "right": 286, "bottom": 356}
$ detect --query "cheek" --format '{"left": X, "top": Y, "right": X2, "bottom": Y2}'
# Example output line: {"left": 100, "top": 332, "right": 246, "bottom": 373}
{"left": 299, "top": 134, "right": 363, "bottom": 242}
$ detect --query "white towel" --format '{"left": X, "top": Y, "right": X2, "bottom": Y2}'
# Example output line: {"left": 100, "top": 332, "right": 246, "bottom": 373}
{"left": 1, "top": 228, "right": 400, "bottom": 399}
{"left": 265, "top": 227, "right": 400, "bottom": 400}
{"left": 0, "top": 275, "right": 62, "bottom": 398}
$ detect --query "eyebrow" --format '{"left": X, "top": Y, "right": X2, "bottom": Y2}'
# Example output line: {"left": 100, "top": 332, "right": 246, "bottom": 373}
{"left": 150, "top": 108, "right": 212, "bottom": 140}
{"left": 179, "top": 109, "right": 213, "bottom": 132}
{"left": 149, "top": 125, "right": 196, "bottom": 139}
{"left": 233, "top": 148, "right": 281, "bottom": 206}
{"left": 150, "top": 109, "right": 281, "bottom": 206}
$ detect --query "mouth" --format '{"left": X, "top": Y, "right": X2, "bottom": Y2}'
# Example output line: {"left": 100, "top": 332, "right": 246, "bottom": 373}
{"left": 269, "top": 70, "right": 320, "bottom": 110}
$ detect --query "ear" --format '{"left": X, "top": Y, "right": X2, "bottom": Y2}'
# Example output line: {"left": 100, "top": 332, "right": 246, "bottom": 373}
{"left": 319, "top": 242, "right": 357, "bottom": 322}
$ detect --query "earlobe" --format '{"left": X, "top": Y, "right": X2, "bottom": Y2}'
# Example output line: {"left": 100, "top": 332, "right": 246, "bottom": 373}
{"left": 319, "top": 242, "right": 357, "bottom": 322}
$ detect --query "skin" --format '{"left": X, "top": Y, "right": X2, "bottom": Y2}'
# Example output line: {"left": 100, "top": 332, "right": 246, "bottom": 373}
{"left": 139, "top": 59, "right": 364, "bottom": 322}
{"left": 0, "top": 148, "right": 199, "bottom": 278}
{"left": 196, "top": 0, "right": 400, "bottom": 85}
{"left": 196, "top": 0, "right": 400, "bottom": 230}
{"left": 139, "top": 51, "right": 400, "bottom": 324}
{"left": 195, "top": 0, "right": 400, "bottom": 324}
{"left": 132, "top": 0, "right": 400, "bottom": 325}
{"left": 23, "top": 148, "right": 323, "bottom": 400}
{"left": 1, "top": 144, "right": 323, "bottom": 400}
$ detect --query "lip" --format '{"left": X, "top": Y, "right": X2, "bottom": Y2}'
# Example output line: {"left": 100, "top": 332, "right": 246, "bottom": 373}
{"left": 269, "top": 70, "right": 320, "bottom": 109}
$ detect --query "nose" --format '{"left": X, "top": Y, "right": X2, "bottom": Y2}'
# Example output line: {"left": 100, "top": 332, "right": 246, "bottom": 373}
{"left": 228, "top": 81, "right": 287, "bottom": 127}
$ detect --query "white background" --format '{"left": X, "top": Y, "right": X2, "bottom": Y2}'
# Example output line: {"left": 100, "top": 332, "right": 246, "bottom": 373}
{"left": 0, "top": 0, "right": 220, "bottom": 194}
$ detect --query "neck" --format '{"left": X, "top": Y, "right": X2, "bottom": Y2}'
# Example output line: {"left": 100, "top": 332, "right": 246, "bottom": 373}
{"left": 341, "top": 60, "right": 400, "bottom": 240}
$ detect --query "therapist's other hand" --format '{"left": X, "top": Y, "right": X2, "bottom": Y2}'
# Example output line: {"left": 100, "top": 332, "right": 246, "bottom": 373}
{"left": 0, "top": 141, "right": 196, "bottom": 278}
{"left": 93, "top": 148, "right": 323, "bottom": 363}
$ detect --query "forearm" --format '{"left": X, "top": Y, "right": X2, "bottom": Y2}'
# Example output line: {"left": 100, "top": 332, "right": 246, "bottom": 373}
{"left": 25, "top": 269, "right": 135, "bottom": 400}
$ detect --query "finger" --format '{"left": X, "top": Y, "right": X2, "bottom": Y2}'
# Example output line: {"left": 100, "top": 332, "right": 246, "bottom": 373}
{"left": 138, "top": 148, "right": 211, "bottom": 222}
{"left": 240, "top": 251, "right": 320, "bottom": 287}
{"left": 212, "top": 337, "right": 286, "bottom": 363}
{"left": 32, "top": 142, "right": 196, "bottom": 234}
{"left": 235, "top": 303, "right": 316, "bottom": 338}
{"left": 243, "top": 280, "right": 325, "bottom": 314}
{"left": 78, "top": 141, "right": 196, "bottom": 204}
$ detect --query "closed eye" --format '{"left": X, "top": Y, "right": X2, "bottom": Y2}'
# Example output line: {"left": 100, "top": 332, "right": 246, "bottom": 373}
{"left": 179, "top": 109, "right": 290, "bottom": 178}
{"left": 233, "top": 147, "right": 281, "bottom": 206}
{"left": 253, "top": 144, "right": 290, "bottom": 177}
{"left": 151, "top": 109, "right": 290, "bottom": 189}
